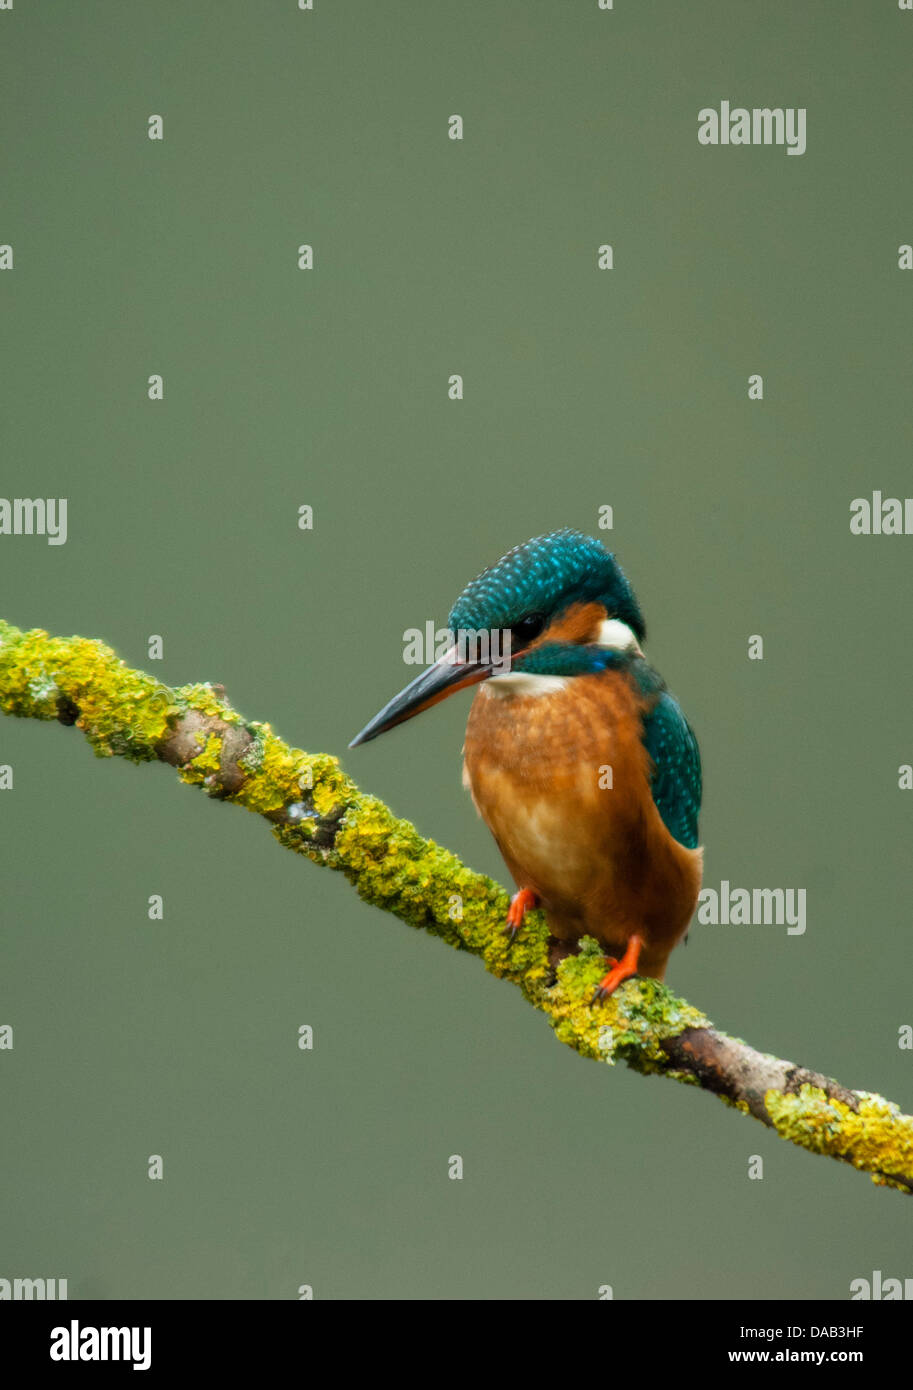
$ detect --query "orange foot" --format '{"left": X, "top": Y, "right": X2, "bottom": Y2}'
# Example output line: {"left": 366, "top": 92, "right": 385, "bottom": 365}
{"left": 590, "top": 934, "right": 643, "bottom": 1005}
{"left": 504, "top": 888, "right": 538, "bottom": 945}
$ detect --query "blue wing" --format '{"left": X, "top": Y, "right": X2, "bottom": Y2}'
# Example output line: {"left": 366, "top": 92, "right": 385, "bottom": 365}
{"left": 640, "top": 690, "right": 702, "bottom": 850}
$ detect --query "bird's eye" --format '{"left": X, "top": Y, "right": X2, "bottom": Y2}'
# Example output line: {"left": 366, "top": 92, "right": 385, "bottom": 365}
{"left": 511, "top": 612, "right": 546, "bottom": 645}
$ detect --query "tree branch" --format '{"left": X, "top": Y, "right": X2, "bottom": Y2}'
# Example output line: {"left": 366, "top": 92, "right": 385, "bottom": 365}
{"left": 2, "top": 618, "right": 911, "bottom": 1194}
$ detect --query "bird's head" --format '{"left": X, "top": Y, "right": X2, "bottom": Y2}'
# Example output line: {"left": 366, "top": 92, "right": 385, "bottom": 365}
{"left": 349, "top": 528, "right": 645, "bottom": 747}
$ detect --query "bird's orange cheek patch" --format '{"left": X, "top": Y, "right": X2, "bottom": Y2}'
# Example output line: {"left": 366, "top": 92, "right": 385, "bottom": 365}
{"left": 538, "top": 602, "right": 608, "bottom": 647}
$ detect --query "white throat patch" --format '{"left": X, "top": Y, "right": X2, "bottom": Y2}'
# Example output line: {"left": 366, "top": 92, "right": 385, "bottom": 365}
{"left": 483, "top": 671, "right": 568, "bottom": 699}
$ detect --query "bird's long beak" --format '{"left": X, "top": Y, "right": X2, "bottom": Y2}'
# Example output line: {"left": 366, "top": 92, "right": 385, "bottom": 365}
{"left": 349, "top": 647, "right": 494, "bottom": 748}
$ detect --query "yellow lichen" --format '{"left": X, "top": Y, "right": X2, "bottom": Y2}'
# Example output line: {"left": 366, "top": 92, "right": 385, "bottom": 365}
{"left": 177, "top": 732, "right": 223, "bottom": 786}
{"left": 174, "top": 683, "right": 244, "bottom": 724}
{"left": 547, "top": 943, "right": 711, "bottom": 1070}
{"left": 0, "top": 621, "right": 174, "bottom": 758}
{"left": 234, "top": 730, "right": 306, "bottom": 815}
{"left": 765, "top": 1084, "right": 913, "bottom": 1190}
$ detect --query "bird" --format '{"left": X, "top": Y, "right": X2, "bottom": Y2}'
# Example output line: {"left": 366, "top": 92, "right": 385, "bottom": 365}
{"left": 349, "top": 529, "right": 703, "bottom": 1001}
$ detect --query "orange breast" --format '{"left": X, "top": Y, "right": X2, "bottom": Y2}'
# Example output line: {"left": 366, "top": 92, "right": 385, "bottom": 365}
{"left": 463, "top": 673, "right": 702, "bottom": 976}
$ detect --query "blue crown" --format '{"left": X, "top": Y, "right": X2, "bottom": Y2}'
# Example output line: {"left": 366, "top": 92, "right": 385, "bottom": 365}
{"left": 448, "top": 529, "right": 645, "bottom": 641}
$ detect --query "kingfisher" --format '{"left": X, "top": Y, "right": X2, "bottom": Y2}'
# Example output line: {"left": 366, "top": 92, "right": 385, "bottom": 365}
{"left": 349, "top": 529, "right": 702, "bottom": 1001}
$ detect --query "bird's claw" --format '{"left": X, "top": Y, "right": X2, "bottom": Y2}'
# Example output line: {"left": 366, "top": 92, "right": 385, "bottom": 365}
{"left": 590, "top": 971, "right": 636, "bottom": 1006}
{"left": 589, "top": 936, "right": 643, "bottom": 1006}
{"left": 504, "top": 888, "right": 538, "bottom": 948}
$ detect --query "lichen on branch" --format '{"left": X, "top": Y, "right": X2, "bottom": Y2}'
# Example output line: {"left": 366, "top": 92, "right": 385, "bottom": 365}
{"left": 1, "top": 617, "right": 911, "bottom": 1194}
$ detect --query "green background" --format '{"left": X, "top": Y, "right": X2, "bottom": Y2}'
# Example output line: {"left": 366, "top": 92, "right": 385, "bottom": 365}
{"left": 2, "top": 1, "right": 911, "bottom": 1299}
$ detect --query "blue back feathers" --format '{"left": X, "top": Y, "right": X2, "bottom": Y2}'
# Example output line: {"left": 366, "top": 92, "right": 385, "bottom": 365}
{"left": 635, "top": 667, "right": 702, "bottom": 850}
